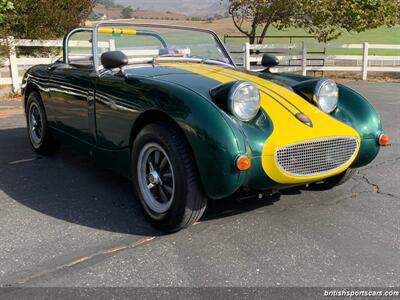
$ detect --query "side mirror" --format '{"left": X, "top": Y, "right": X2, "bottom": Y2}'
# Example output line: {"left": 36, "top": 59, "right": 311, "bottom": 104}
{"left": 261, "top": 54, "right": 279, "bottom": 70}
{"left": 101, "top": 51, "right": 128, "bottom": 69}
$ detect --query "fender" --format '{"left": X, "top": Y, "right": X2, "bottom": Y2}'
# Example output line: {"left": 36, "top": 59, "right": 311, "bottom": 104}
{"left": 95, "top": 75, "right": 247, "bottom": 199}
{"left": 333, "top": 84, "right": 381, "bottom": 167}
{"left": 149, "top": 79, "right": 248, "bottom": 199}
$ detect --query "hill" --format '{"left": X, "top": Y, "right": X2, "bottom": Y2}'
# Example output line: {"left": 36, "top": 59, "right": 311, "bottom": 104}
{"left": 114, "top": 0, "right": 228, "bottom": 16}
{"left": 92, "top": 4, "right": 190, "bottom": 20}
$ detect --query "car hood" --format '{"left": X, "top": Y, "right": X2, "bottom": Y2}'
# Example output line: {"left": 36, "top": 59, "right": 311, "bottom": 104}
{"left": 124, "top": 64, "right": 220, "bottom": 100}
{"left": 124, "top": 63, "right": 297, "bottom": 100}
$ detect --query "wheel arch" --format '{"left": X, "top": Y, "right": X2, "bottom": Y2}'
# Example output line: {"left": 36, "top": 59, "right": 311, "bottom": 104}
{"left": 23, "top": 82, "right": 41, "bottom": 110}
{"left": 129, "top": 110, "right": 181, "bottom": 149}
{"left": 129, "top": 109, "right": 206, "bottom": 193}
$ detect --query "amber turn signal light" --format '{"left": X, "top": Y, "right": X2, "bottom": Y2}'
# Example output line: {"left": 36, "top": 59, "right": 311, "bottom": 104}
{"left": 378, "top": 133, "right": 390, "bottom": 146}
{"left": 236, "top": 155, "right": 251, "bottom": 171}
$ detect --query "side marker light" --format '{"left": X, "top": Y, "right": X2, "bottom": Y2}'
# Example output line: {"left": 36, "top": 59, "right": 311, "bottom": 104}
{"left": 236, "top": 155, "right": 251, "bottom": 171}
{"left": 378, "top": 134, "right": 390, "bottom": 146}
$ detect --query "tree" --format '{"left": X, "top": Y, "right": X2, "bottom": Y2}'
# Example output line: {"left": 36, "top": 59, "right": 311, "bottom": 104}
{"left": 0, "top": 0, "right": 13, "bottom": 62}
{"left": 225, "top": 0, "right": 398, "bottom": 44}
{"left": 121, "top": 6, "right": 134, "bottom": 19}
{"left": 294, "top": 0, "right": 399, "bottom": 42}
{"left": 1, "top": 0, "right": 94, "bottom": 40}
{"left": 0, "top": 0, "right": 13, "bottom": 23}
{"left": 226, "top": 0, "right": 299, "bottom": 44}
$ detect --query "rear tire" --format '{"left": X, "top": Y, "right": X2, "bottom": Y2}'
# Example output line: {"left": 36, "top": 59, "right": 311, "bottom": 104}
{"left": 305, "top": 168, "right": 356, "bottom": 191}
{"left": 26, "top": 91, "right": 59, "bottom": 155}
{"left": 131, "top": 122, "right": 207, "bottom": 232}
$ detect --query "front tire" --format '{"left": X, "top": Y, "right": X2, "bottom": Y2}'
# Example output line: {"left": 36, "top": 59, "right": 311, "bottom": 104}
{"left": 26, "top": 91, "right": 59, "bottom": 155}
{"left": 132, "top": 122, "right": 207, "bottom": 232}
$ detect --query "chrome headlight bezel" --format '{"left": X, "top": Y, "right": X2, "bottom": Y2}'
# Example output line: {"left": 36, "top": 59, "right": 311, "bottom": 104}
{"left": 228, "top": 81, "right": 261, "bottom": 122}
{"left": 314, "top": 79, "right": 339, "bottom": 114}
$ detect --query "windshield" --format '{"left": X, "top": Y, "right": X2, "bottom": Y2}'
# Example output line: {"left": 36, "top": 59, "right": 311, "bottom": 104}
{"left": 93, "top": 24, "right": 233, "bottom": 68}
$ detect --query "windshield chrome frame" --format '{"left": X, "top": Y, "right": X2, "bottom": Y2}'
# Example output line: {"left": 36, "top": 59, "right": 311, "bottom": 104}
{"left": 91, "top": 22, "right": 236, "bottom": 71}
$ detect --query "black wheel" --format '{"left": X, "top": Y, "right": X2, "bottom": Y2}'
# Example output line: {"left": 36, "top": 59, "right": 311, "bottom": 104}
{"left": 132, "top": 122, "right": 207, "bottom": 232}
{"left": 304, "top": 168, "right": 356, "bottom": 191}
{"left": 26, "top": 91, "right": 59, "bottom": 155}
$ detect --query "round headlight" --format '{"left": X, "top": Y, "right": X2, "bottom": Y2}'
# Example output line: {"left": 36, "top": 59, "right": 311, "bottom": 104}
{"left": 229, "top": 81, "right": 260, "bottom": 121}
{"left": 314, "top": 79, "right": 339, "bottom": 113}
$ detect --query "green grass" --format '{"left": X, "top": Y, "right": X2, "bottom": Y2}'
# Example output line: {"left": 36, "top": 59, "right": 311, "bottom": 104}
{"left": 224, "top": 25, "right": 400, "bottom": 56}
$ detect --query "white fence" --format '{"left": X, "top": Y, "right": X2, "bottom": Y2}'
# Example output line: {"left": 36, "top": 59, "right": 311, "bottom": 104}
{"left": 240, "top": 42, "right": 400, "bottom": 80}
{"left": 1, "top": 37, "right": 400, "bottom": 92}
{"left": 1, "top": 37, "right": 60, "bottom": 90}
{"left": 1, "top": 36, "right": 115, "bottom": 91}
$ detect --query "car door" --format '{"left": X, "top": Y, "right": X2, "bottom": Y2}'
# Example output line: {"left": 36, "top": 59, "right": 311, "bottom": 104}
{"left": 48, "top": 29, "right": 96, "bottom": 146}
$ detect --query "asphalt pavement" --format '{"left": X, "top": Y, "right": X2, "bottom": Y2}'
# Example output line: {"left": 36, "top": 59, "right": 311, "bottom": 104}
{"left": 0, "top": 83, "right": 399, "bottom": 289}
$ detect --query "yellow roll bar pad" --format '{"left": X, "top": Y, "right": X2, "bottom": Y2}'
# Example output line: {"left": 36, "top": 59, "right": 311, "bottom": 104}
{"left": 98, "top": 27, "right": 137, "bottom": 35}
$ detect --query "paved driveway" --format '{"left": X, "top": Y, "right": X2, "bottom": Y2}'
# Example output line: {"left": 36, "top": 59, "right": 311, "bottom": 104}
{"left": 0, "top": 83, "right": 399, "bottom": 288}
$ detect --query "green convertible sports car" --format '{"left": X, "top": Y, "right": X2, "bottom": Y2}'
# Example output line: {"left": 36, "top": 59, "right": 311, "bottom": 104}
{"left": 22, "top": 23, "right": 389, "bottom": 231}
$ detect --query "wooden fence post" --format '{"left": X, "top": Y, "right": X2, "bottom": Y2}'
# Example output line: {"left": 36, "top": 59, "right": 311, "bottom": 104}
{"left": 302, "top": 42, "right": 307, "bottom": 76}
{"left": 7, "top": 36, "right": 20, "bottom": 92}
{"left": 362, "top": 42, "right": 369, "bottom": 80}
{"left": 244, "top": 42, "right": 250, "bottom": 70}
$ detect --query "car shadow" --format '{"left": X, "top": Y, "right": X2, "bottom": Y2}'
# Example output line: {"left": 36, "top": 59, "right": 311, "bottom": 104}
{"left": 203, "top": 188, "right": 301, "bottom": 221}
{"left": 0, "top": 127, "right": 298, "bottom": 235}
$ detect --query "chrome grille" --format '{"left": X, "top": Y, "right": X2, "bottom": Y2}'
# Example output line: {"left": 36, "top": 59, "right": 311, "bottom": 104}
{"left": 275, "top": 136, "right": 359, "bottom": 177}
